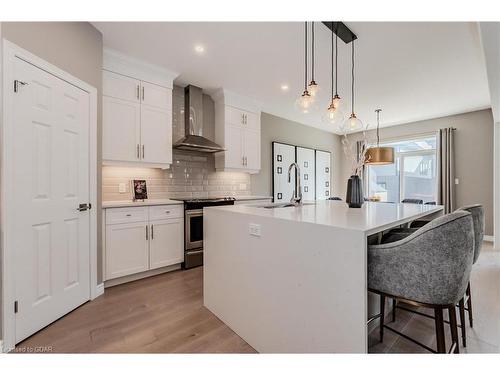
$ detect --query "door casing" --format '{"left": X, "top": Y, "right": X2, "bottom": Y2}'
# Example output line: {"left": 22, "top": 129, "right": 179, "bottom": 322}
{"left": 1, "top": 40, "right": 99, "bottom": 352}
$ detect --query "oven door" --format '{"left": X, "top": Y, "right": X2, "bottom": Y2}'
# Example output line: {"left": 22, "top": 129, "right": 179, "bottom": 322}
{"left": 185, "top": 209, "right": 204, "bottom": 250}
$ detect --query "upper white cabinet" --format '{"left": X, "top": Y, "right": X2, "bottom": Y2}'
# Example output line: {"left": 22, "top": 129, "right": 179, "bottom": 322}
{"left": 213, "top": 89, "right": 262, "bottom": 174}
{"left": 102, "top": 49, "right": 177, "bottom": 168}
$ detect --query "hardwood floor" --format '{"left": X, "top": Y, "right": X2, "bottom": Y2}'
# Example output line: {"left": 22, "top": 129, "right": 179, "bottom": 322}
{"left": 16, "top": 267, "right": 256, "bottom": 353}
{"left": 15, "top": 241, "right": 499, "bottom": 353}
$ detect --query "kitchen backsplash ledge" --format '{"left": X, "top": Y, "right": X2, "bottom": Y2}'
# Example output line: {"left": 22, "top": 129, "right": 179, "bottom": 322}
{"left": 102, "top": 150, "right": 252, "bottom": 201}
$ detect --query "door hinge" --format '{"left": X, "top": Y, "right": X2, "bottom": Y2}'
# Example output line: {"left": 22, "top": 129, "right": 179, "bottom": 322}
{"left": 14, "top": 301, "right": 18, "bottom": 314}
{"left": 14, "top": 80, "right": 28, "bottom": 93}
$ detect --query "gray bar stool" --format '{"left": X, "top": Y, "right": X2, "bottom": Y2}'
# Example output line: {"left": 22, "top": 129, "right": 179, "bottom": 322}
{"left": 368, "top": 211, "right": 475, "bottom": 353}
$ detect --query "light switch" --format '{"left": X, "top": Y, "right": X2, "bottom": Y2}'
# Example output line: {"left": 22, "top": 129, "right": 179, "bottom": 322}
{"left": 249, "top": 223, "right": 261, "bottom": 237}
{"left": 119, "top": 183, "right": 127, "bottom": 193}
{"left": 455, "top": 178, "right": 459, "bottom": 185}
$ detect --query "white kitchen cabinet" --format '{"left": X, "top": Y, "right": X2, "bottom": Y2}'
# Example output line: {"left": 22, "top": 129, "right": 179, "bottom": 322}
{"left": 102, "top": 96, "right": 141, "bottom": 162}
{"left": 102, "top": 50, "right": 176, "bottom": 168}
{"left": 105, "top": 221, "right": 149, "bottom": 280}
{"left": 140, "top": 104, "right": 172, "bottom": 164}
{"left": 104, "top": 204, "right": 184, "bottom": 282}
{"left": 150, "top": 218, "right": 183, "bottom": 269}
{"left": 213, "top": 90, "right": 262, "bottom": 174}
{"left": 103, "top": 70, "right": 140, "bottom": 103}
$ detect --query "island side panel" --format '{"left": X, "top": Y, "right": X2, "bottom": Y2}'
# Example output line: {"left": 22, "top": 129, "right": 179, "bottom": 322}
{"left": 204, "top": 208, "right": 368, "bottom": 353}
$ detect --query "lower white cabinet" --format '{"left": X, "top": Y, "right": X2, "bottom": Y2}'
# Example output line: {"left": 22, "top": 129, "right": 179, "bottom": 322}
{"left": 150, "top": 218, "right": 183, "bottom": 269}
{"left": 105, "top": 221, "right": 149, "bottom": 280}
{"left": 104, "top": 205, "right": 184, "bottom": 281}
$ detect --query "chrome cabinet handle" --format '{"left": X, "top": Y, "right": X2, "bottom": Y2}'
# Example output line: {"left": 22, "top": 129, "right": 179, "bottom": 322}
{"left": 165, "top": 210, "right": 170, "bottom": 214}
{"left": 137, "top": 144, "right": 140, "bottom": 159}
{"left": 136, "top": 85, "right": 140, "bottom": 100}
{"left": 146, "top": 225, "right": 149, "bottom": 240}
{"left": 126, "top": 214, "right": 132, "bottom": 217}
{"left": 151, "top": 224, "right": 154, "bottom": 239}
{"left": 142, "top": 86, "right": 145, "bottom": 101}
{"left": 142, "top": 144, "right": 145, "bottom": 159}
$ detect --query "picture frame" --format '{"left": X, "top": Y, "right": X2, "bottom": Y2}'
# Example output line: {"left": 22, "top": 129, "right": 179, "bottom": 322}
{"left": 132, "top": 179, "right": 148, "bottom": 201}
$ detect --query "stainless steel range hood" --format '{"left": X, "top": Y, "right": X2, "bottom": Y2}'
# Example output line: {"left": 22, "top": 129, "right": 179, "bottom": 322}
{"left": 173, "top": 85, "right": 225, "bottom": 153}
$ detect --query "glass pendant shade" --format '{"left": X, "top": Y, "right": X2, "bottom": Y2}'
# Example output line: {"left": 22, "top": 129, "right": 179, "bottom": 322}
{"left": 295, "top": 90, "right": 313, "bottom": 113}
{"left": 341, "top": 113, "right": 363, "bottom": 132}
{"left": 332, "top": 94, "right": 342, "bottom": 109}
{"left": 323, "top": 102, "right": 344, "bottom": 125}
{"left": 308, "top": 80, "right": 320, "bottom": 97}
{"left": 364, "top": 147, "right": 395, "bottom": 165}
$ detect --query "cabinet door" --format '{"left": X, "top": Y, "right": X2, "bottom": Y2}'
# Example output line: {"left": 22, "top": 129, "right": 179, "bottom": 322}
{"left": 315, "top": 150, "right": 332, "bottom": 200}
{"left": 103, "top": 70, "right": 140, "bottom": 103}
{"left": 225, "top": 125, "right": 244, "bottom": 169}
{"left": 150, "top": 218, "right": 184, "bottom": 269}
{"left": 105, "top": 222, "right": 149, "bottom": 280}
{"left": 141, "top": 81, "right": 172, "bottom": 110}
{"left": 296, "top": 147, "right": 316, "bottom": 200}
{"left": 243, "top": 129, "right": 261, "bottom": 171}
{"left": 140, "top": 104, "right": 172, "bottom": 164}
{"left": 103, "top": 96, "right": 141, "bottom": 162}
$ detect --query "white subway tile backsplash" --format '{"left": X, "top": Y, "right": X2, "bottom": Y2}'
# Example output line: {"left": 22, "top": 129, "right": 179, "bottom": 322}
{"left": 102, "top": 150, "right": 251, "bottom": 201}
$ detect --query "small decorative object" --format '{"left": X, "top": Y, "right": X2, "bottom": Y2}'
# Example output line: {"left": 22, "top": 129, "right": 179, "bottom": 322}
{"left": 341, "top": 125, "right": 371, "bottom": 208}
{"left": 133, "top": 179, "right": 148, "bottom": 201}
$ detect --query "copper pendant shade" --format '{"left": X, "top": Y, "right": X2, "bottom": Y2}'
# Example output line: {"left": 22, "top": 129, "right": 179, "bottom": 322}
{"left": 365, "top": 109, "right": 395, "bottom": 165}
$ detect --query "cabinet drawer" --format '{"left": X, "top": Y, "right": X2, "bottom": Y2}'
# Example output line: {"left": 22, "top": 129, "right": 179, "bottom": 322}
{"left": 149, "top": 204, "right": 183, "bottom": 221}
{"left": 106, "top": 207, "right": 148, "bottom": 225}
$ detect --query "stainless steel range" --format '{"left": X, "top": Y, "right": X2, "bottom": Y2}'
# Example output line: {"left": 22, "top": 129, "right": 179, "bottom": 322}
{"left": 173, "top": 197, "right": 235, "bottom": 269}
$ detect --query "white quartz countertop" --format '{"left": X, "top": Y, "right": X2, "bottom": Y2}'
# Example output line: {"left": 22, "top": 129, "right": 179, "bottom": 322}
{"left": 234, "top": 195, "right": 272, "bottom": 201}
{"left": 102, "top": 199, "right": 182, "bottom": 208}
{"left": 207, "top": 200, "right": 443, "bottom": 235}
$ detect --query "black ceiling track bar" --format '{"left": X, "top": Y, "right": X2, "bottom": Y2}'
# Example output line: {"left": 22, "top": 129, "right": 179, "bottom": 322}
{"left": 322, "top": 22, "right": 357, "bottom": 44}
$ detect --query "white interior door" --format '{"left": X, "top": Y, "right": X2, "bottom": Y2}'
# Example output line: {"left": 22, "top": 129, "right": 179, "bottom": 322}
{"left": 296, "top": 147, "right": 316, "bottom": 200}
{"left": 273, "top": 142, "right": 296, "bottom": 202}
{"left": 315, "top": 150, "right": 332, "bottom": 200}
{"left": 12, "top": 57, "right": 91, "bottom": 343}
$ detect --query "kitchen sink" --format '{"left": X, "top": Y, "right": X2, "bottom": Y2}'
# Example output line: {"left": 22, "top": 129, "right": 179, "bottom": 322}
{"left": 261, "top": 202, "right": 316, "bottom": 209}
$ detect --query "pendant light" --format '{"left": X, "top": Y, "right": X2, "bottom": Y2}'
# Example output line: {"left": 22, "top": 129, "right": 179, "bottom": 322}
{"left": 323, "top": 24, "right": 344, "bottom": 125}
{"left": 365, "top": 109, "right": 395, "bottom": 165}
{"left": 341, "top": 39, "right": 363, "bottom": 132}
{"left": 295, "top": 22, "right": 312, "bottom": 113}
{"left": 307, "top": 21, "right": 320, "bottom": 97}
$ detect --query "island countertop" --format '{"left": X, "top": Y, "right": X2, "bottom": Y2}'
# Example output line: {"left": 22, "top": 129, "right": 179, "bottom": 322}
{"left": 207, "top": 200, "right": 443, "bottom": 236}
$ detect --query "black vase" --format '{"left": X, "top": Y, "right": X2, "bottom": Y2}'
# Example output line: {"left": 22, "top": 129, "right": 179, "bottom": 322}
{"left": 346, "top": 175, "right": 364, "bottom": 208}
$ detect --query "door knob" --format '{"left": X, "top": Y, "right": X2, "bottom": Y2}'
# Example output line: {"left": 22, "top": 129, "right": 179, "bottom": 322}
{"left": 77, "top": 203, "right": 91, "bottom": 212}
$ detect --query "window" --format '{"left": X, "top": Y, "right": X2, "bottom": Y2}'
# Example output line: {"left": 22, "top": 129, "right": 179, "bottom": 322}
{"left": 366, "top": 135, "right": 437, "bottom": 203}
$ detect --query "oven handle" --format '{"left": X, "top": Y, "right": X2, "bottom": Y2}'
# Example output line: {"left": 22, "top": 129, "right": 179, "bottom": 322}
{"left": 185, "top": 209, "right": 203, "bottom": 217}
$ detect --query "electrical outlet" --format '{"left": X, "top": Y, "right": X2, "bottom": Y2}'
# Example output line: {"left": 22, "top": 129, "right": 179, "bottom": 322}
{"left": 119, "top": 183, "right": 127, "bottom": 193}
{"left": 455, "top": 178, "right": 459, "bottom": 185}
{"left": 249, "top": 223, "right": 261, "bottom": 237}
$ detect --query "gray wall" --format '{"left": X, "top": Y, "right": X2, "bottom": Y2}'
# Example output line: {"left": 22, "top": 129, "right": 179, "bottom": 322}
{"left": 0, "top": 22, "right": 103, "bottom": 341}
{"left": 341, "top": 109, "right": 494, "bottom": 235}
{"left": 251, "top": 112, "right": 343, "bottom": 198}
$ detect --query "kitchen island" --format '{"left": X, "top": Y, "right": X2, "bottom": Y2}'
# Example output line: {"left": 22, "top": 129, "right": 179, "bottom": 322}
{"left": 203, "top": 200, "right": 443, "bottom": 353}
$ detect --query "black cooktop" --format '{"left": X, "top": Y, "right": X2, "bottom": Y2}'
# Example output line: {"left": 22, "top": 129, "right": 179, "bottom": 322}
{"left": 172, "top": 197, "right": 236, "bottom": 210}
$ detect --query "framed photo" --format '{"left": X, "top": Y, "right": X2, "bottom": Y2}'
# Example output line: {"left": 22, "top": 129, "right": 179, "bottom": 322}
{"left": 133, "top": 179, "right": 148, "bottom": 201}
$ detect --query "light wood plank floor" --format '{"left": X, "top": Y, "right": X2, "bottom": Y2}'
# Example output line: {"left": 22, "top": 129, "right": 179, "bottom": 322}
{"left": 16, "top": 266, "right": 256, "bottom": 353}
{"left": 16, "top": 242, "right": 499, "bottom": 353}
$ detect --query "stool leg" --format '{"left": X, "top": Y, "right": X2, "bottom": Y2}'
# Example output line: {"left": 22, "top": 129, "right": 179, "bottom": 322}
{"left": 392, "top": 298, "right": 397, "bottom": 322}
{"left": 380, "top": 294, "right": 386, "bottom": 342}
{"left": 466, "top": 282, "right": 473, "bottom": 328}
{"left": 459, "top": 298, "right": 467, "bottom": 347}
{"left": 448, "top": 306, "right": 460, "bottom": 353}
{"left": 435, "top": 308, "right": 446, "bottom": 353}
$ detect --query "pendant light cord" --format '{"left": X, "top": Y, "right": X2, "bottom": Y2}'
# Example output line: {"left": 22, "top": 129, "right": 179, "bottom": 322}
{"left": 304, "top": 21, "right": 308, "bottom": 91}
{"left": 311, "top": 21, "right": 315, "bottom": 81}
{"left": 335, "top": 27, "right": 338, "bottom": 96}
{"left": 351, "top": 40, "right": 355, "bottom": 114}
{"left": 331, "top": 25, "right": 334, "bottom": 100}
{"left": 376, "top": 110, "right": 381, "bottom": 146}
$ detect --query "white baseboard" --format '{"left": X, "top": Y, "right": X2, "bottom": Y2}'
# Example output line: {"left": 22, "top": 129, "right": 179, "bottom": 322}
{"left": 104, "top": 263, "right": 181, "bottom": 288}
{"left": 484, "top": 235, "right": 494, "bottom": 242}
{"left": 90, "top": 283, "right": 105, "bottom": 300}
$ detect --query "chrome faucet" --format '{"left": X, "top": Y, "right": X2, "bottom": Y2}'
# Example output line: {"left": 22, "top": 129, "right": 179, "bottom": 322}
{"left": 288, "top": 162, "right": 302, "bottom": 205}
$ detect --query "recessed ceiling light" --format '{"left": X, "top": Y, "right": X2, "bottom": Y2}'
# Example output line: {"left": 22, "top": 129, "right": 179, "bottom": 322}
{"left": 194, "top": 45, "right": 205, "bottom": 54}
{"left": 281, "top": 84, "right": 289, "bottom": 91}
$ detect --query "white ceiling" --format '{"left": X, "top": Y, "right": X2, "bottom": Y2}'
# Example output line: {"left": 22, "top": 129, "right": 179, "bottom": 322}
{"left": 93, "top": 22, "right": 490, "bottom": 134}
